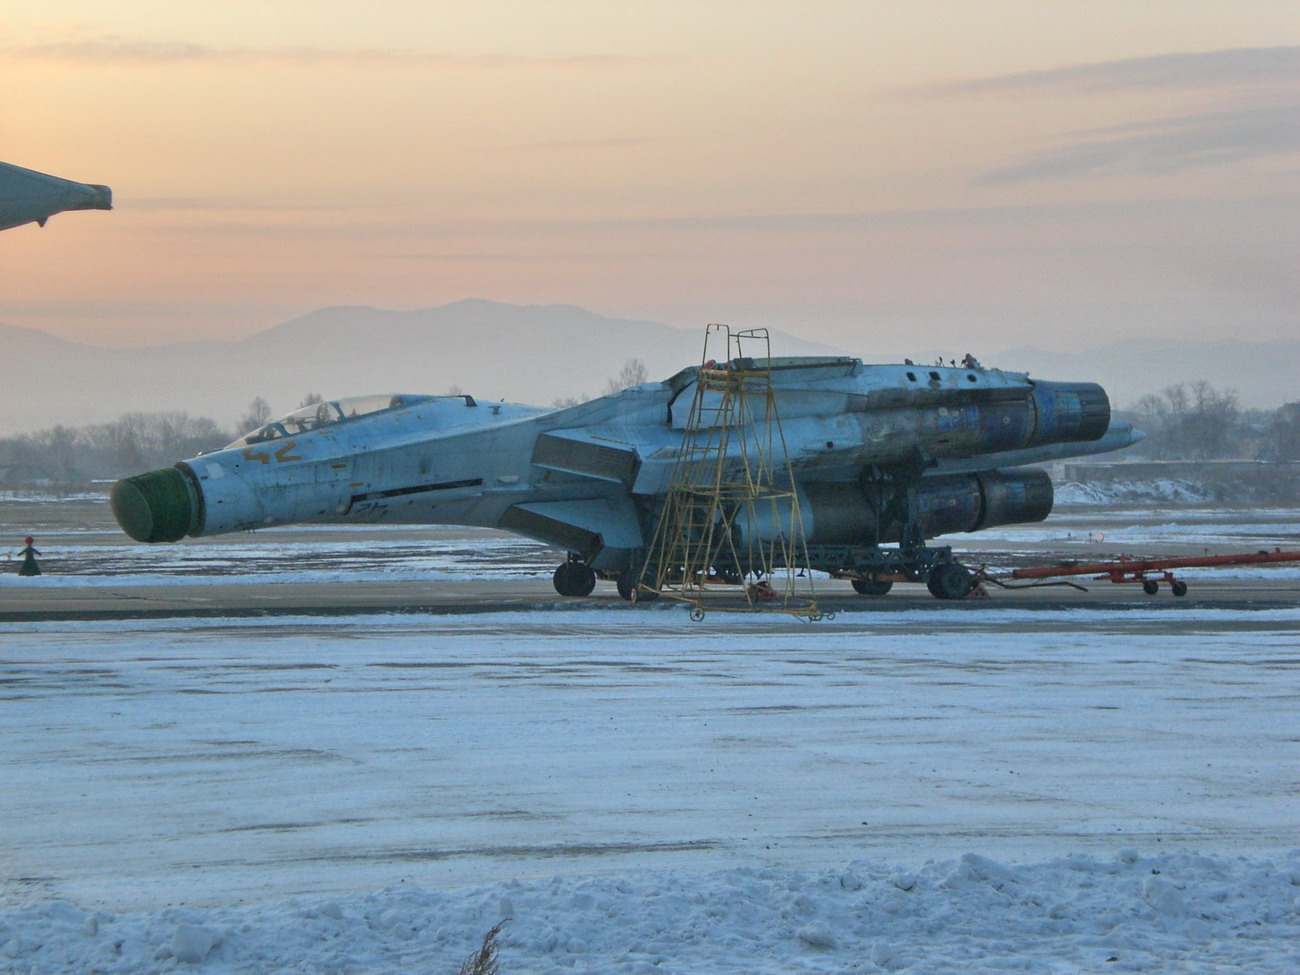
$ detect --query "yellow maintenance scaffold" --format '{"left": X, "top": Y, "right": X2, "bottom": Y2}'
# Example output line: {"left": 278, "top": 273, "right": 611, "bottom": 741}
{"left": 636, "top": 325, "right": 825, "bottom": 620}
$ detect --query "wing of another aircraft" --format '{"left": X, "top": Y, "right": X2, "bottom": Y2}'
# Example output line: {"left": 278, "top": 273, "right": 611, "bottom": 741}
{"left": 0, "top": 161, "right": 112, "bottom": 231}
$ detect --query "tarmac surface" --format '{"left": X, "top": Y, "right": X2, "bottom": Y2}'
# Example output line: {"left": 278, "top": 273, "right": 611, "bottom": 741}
{"left": 3, "top": 574, "right": 1298, "bottom": 623}
{"left": 2, "top": 496, "right": 1298, "bottom": 621}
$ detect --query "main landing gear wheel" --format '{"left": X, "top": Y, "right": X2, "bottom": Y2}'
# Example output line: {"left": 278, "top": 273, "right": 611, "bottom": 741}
{"left": 926, "top": 562, "right": 974, "bottom": 600}
{"left": 552, "top": 561, "right": 596, "bottom": 597}
{"left": 851, "top": 577, "right": 894, "bottom": 596}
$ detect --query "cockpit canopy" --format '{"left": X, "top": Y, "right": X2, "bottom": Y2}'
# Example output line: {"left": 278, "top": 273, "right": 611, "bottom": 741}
{"left": 226, "top": 394, "right": 431, "bottom": 447}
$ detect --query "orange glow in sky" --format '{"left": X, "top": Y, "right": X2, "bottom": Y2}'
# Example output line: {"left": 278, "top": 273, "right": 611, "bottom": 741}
{"left": 2, "top": 1, "right": 1297, "bottom": 351}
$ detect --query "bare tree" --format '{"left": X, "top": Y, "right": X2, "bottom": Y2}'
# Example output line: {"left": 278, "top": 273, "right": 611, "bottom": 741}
{"left": 237, "top": 396, "right": 273, "bottom": 435}
{"left": 1, "top": 411, "right": 233, "bottom": 485}
{"left": 551, "top": 359, "right": 649, "bottom": 408}
{"left": 85, "top": 412, "right": 230, "bottom": 470}
{"left": 551, "top": 394, "right": 590, "bottom": 409}
{"left": 1185, "top": 380, "right": 1239, "bottom": 460}
{"left": 1274, "top": 403, "right": 1300, "bottom": 461}
{"left": 95, "top": 415, "right": 145, "bottom": 471}
{"left": 43, "top": 425, "right": 81, "bottom": 484}
{"left": 602, "top": 358, "right": 649, "bottom": 396}
{"left": 1132, "top": 382, "right": 1241, "bottom": 460}
{"left": 298, "top": 392, "right": 324, "bottom": 408}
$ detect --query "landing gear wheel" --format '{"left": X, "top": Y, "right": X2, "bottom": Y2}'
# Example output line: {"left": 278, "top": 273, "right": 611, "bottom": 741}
{"left": 851, "top": 577, "right": 894, "bottom": 596}
{"left": 552, "top": 561, "right": 596, "bottom": 597}
{"left": 689, "top": 606, "right": 706, "bottom": 622}
{"left": 1142, "top": 579, "right": 1159, "bottom": 595}
{"left": 926, "top": 562, "right": 974, "bottom": 600}
{"left": 617, "top": 570, "right": 658, "bottom": 603}
{"left": 616, "top": 572, "right": 636, "bottom": 601}
{"left": 1170, "top": 580, "right": 1188, "bottom": 597}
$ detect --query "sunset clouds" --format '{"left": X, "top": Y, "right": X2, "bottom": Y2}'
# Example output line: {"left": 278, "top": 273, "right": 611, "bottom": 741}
{"left": 2, "top": 2, "right": 1297, "bottom": 352}
{"left": 916, "top": 46, "right": 1300, "bottom": 94}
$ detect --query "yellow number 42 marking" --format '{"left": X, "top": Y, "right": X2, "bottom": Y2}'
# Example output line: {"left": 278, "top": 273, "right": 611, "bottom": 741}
{"left": 242, "top": 440, "right": 304, "bottom": 464}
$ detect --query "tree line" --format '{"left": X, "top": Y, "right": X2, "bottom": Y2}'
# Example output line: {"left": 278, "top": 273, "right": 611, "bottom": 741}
{"left": 1125, "top": 382, "right": 1299, "bottom": 463}
{"left": 0, "top": 359, "right": 654, "bottom": 489}
{"left": 0, "top": 393, "right": 320, "bottom": 489}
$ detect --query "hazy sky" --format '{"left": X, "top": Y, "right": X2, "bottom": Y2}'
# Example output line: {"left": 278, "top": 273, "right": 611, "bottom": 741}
{"left": 2, "top": 1, "right": 1297, "bottom": 354}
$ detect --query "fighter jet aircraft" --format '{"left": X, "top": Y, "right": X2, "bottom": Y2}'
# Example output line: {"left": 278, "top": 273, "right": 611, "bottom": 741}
{"left": 111, "top": 341, "right": 1142, "bottom": 601}
{"left": 0, "top": 161, "right": 112, "bottom": 232}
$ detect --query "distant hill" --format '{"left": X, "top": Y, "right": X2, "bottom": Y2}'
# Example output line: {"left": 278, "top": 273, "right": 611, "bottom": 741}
{"left": 3, "top": 301, "right": 1294, "bottom": 436}
{"left": 976, "top": 337, "right": 1299, "bottom": 412}
{"left": 0, "top": 300, "right": 844, "bottom": 436}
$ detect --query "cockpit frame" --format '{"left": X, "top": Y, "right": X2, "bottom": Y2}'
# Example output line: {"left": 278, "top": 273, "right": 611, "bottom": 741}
{"left": 227, "top": 394, "right": 433, "bottom": 447}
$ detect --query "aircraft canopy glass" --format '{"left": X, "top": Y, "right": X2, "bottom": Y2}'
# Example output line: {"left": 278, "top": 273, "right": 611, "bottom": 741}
{"left": 227, "top": 394, "right": 430, "bottom": 447}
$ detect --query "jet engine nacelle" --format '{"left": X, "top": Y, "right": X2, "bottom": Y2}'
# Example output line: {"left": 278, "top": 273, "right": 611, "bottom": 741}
{"left": 731, "top": 468, "right": 1053, "bottom": 548}
{"left": 1025, "top": 381, "right": 1111, "bottom": 447}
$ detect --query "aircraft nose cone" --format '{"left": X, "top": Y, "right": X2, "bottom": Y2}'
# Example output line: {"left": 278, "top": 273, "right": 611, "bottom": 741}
{"left": 110, "top": 467, "right": 199, "bottom": 542}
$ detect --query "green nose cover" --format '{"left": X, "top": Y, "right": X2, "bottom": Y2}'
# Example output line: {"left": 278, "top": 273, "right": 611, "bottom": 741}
{"left": 111, "top": 467, "right": 199, "bottom": 543}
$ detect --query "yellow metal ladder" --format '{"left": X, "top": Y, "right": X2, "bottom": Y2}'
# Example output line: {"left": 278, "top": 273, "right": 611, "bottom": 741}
{"left": 639, "top": 325, "right": 822, "bottom": 620}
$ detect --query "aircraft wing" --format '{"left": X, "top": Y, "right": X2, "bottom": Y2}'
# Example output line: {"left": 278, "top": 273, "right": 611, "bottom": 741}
{"left": 0, "top": 161, "right": 112, "bottom": 231}
{"left": 930, "top": 421, "right": 1144, "bottom": 475}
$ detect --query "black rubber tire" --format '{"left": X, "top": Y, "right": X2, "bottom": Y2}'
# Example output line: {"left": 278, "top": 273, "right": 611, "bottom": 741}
{"left": 552, "top": 564, "right": 573, "bottom": 596}
{"left": 851, "top": 577, "right": 894, "bottom": 596}
{"left": 617, "top": 573, "right": 660, "bottom": 601}
{"left": 926, "top": 562, "right": 974, "bottom": 600}
{"left": 1171, "top": 580, "right": 1188, "bottom": 597}
{"left": 616, "top": 571, "right": 635, "bottom": 601}
{"left": 1142, "top": 579, "right": 1159, "bottom": 595}
{"left": 617, "top": 561, "right": 659, "bottom": 602}
{"left": 572, "top": 565, "right": 596, "bottom": 596}
{"left": 552, "top": 562, "right": 596, "bottom": 597}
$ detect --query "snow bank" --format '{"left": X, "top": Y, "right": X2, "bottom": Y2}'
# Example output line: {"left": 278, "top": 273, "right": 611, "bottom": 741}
{"left": 3, "top": 851, "right": 1297, "bottom": 974}
{"left": 1056, "top": 479, "right": 1217, "bottom": 505}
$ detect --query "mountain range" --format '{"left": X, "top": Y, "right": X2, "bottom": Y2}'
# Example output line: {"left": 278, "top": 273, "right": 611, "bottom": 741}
{"left": 2, "top": 299, "right": 1295, "bottom": 436}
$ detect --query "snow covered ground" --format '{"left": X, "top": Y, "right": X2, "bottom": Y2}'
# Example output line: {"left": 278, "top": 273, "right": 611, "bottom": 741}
{"left": 1054, "top": 479, "right": 1220, "bottom": 506}
{"left": 5, "top": 851, "right": 1298, "bottom": 974}
{"left": 3, "top": 607, "right": 1298, "bottom": 972}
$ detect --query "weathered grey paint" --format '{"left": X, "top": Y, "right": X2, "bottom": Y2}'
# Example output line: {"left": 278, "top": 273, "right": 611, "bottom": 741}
{"left": 111, "top": 359, "right": 1141, "bottom": 570}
